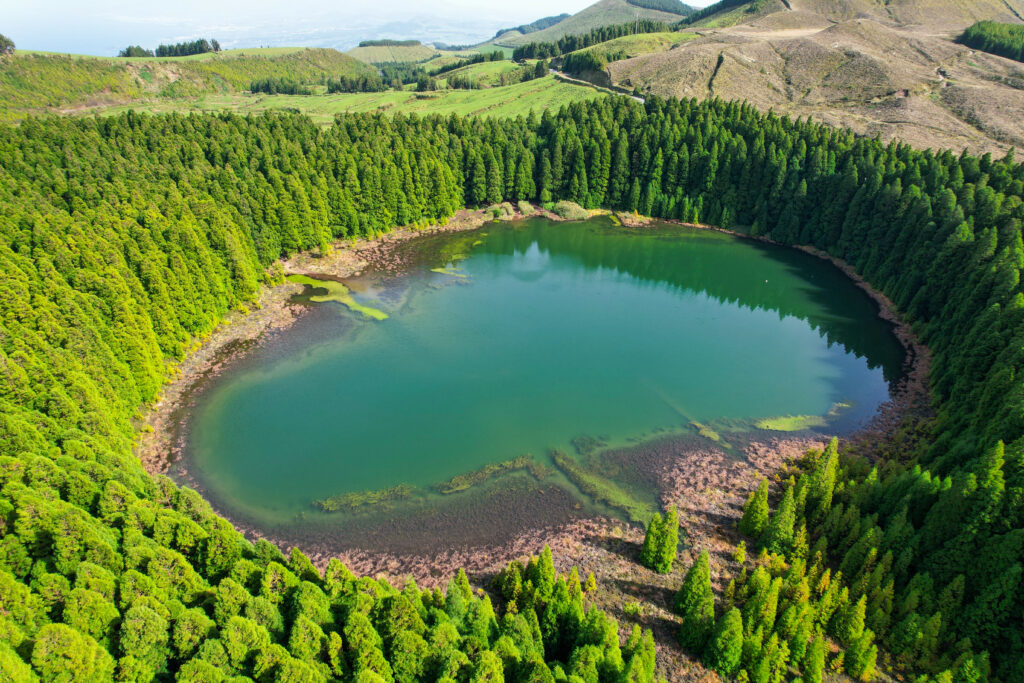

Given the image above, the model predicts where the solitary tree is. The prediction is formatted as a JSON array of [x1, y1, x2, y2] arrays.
[[658, 505, 679, 573], [0, 34, 14, 56]]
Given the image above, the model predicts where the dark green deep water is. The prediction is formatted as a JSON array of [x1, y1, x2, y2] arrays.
[[182, 218, 904, 543]]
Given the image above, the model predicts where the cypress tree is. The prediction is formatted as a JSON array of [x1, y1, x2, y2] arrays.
[[639, 513, 662, 571], [703, 607, 743, 677], [675, 551, 715, 653], [658, 505, 679, 574], [470, 152, 487, 206], [802, 634, 826, 683], [845, 629, 877, 681], [485, 148, 503, 205], [808, 438, 839, 524], [760, 484, 796, 555], [739, 480, 770, 538]]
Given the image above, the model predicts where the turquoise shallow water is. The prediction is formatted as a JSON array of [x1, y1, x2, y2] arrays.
[[184, 217, 904, 530]]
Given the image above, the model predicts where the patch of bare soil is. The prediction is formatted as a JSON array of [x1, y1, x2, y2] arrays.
[[610, 6, 1024, 154]]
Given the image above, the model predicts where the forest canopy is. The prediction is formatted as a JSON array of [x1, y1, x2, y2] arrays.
[[0, 91, 1023, 681], [959, 21, 1024, 63], [625, 0, 693, 16], [512, 20, 671, 60]]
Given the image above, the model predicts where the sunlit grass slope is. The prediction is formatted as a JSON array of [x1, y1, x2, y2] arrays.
[[100, 75, 610, 122], [0, 47, 373, 122]]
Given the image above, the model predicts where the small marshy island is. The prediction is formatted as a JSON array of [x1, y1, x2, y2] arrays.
[[168, 215, 906, 559]]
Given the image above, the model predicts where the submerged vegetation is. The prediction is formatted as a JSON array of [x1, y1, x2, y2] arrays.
[[286, 274, 389, 320], [314, 484, 415, 512], [754, 414, 828, 432], [433, 455, 550, 495], [551, 450, 653, 523], [0, 78, 1022, 679]]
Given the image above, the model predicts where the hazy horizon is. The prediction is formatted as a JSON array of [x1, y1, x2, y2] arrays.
[[1, 0, 717, 56]]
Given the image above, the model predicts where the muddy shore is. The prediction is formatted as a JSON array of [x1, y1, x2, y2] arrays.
[[135, 206, 931, 681], [135, 207, 497, 473]]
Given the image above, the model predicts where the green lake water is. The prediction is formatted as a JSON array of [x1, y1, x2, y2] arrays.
[[182, 217, 904, 541]]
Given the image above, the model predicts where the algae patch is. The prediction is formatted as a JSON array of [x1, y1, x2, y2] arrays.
[[314, 484, 414, 512], [433, 455, 551, 495], [689, 421, 723, 443], [755, 414, 828, 431], [286, 274, 388, 320], [571, 434, 608, 457], [430, 266, 468, 278], [550, 449, 652, 524]]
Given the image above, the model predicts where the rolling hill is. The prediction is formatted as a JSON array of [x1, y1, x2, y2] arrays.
[[487, 0, 693, 47], [345, 42, 451, 64], [555, 0, 1024, 153], [0, 47, 374, 122]]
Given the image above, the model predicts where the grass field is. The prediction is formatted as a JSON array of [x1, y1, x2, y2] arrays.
[[688, 4, 758, 29], [99, 75, 610, 122], [0, 47, 373, 122], [346, 44, 464, 64], [436, 60, 525, 87], [571, 31, 698, 59]]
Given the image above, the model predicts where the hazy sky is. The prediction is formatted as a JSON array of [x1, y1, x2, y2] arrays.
[[2, 0, 715, 55]]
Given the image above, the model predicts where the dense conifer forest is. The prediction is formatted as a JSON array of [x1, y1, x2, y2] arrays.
[[959, 21, 1024, 63], [624, 0, 692, 16], [1, 93, 1024, 681], [512, 21, 671, 60]]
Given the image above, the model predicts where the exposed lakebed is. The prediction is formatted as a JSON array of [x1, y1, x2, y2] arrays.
[[175, 217, 905, 552]]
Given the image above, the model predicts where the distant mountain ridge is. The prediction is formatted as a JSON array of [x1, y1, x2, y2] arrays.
[[493, 14, 572, 40], [488, 0, 693, 46]]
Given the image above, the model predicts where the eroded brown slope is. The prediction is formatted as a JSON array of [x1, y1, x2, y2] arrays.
[[606, 0, 1024, 153]]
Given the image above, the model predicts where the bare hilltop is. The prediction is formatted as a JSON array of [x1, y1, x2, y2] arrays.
[[606, 0, 1024, 153]]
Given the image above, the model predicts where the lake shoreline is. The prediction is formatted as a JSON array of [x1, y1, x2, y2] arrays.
[[135, 206, 503, 475], [137, 204, 930, 586], [136, 201, 591, 476], [136, 206, 932, 681], [614, 211, 932, 451]]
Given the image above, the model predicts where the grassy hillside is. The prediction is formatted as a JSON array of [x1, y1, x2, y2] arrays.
[[0, 47, 374, 122], [492, 14, 572, 40], [489, 0, 688, 47], [98, 75, 610, 122], [345, 43, 455, 64], [568, 30, 698, 61], [565, 0, 1024, 153], [435, 59, 525, 87], [625, 0, 692, 14]]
